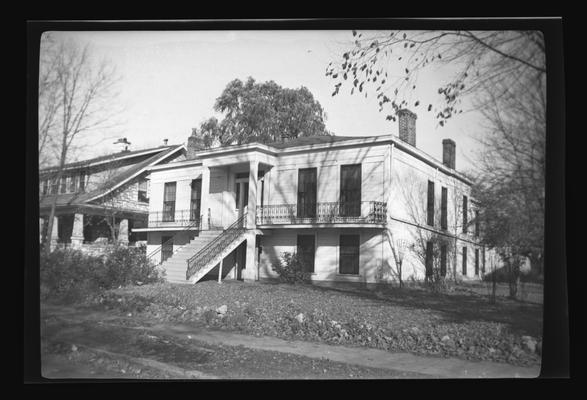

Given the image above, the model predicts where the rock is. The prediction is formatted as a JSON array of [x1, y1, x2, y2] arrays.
[[521, 335, 537, 353], [441, 335, 450, 342], [71, 344, 78, 352], [295, 313, 305, 323], [216, 305, 228, 315], [127, 313, 132, 317]]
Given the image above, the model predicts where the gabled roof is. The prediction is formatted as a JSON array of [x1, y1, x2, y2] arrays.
[[40, 145, 180, 174], [40, 145, 184, 209]]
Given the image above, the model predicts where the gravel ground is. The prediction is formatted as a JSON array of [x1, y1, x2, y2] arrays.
[[86, 280, 543, 367]]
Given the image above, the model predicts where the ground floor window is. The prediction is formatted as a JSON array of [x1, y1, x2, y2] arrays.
[[161, 236, 173, 264], [462, 247, 468, 275], [440, 243, 447, 277], [339, 234, 360, 275], [297, 235, 315, 273], [425, 241, 434, 278], [475, 248, 480, 276]]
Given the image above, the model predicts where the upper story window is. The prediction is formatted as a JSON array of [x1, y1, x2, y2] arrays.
[[297, 168, 317, 218], [441, 186, 448, 230], [340, 164, 361, 217], [69, 175, 78, 193], [162, 182, 176, 222], [79, 171, 86, 192], [41, 179, 49, 195], [190, 179, 202, 221], [138, 179, 149, 203], [474, 210, 480, 237], [60, 176, 67, 194], [427, 180, 435, 227], [462, 195, 468, 233]]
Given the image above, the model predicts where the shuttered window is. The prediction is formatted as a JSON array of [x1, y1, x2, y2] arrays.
[[427, 181, 435, 226], [440, 243, 447, 277], [163, 182, 176, 222], [462, 195, 468, 233], [297, 235, 315, 273], [340, 164, 361, 217], [425, 241, 434, 277], [441, 187, 448, 230], [297, 168, 317, 218], [190, 179, 202, 221], [339, 234, 360, 275]]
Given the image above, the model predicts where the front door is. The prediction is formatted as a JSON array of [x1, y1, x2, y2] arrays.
[[161, 235, 173, 264], [235, 178, 249, 224]]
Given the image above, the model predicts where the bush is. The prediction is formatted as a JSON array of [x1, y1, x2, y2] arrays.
[[271, 252, 311, 284], [99, 245, 164, 289], [40, 245, 164, 304]]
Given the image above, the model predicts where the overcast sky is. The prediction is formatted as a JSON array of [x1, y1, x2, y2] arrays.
[[42, 30, 484, 172]]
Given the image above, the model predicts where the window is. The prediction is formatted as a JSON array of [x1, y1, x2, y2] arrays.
[[42, 179, 48, 195], [482, 247, 486, 274], [60, 176, 67, 194], [441, 187, 448, 230], [50, 177, 58, 194], [69, 175, 78, 193], [427, 181, 435, 226], [462, 195, 468, 233], [440, 243, 447, 277], [297, 168, 317, 218], [475, 248, 480, 276], [474, 210, 480, 237], [297, 235, 315, 273], [79, 171, 86, 192], [425, 241, 434, 278], [138, 179, 149, 203], [339, 234, 360, 275], [161, 236, 173, 263], [235, 181, 249, 209], [340, 164, 361, 217], [163, 182, 177, 222], [462, 247, 467, 275], [190, 179, 202, 221]]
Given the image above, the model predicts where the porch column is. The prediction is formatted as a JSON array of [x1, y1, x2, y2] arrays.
[[70, 213, 85, 248], [50, 216, 59, 250], [200, 166, 211, 230], [243, 232, 258, 281], [39, 217, 44, 244], [247, 159, 258, 229], [118, 219, 129, 245]]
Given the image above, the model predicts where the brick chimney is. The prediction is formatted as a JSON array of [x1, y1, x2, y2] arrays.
[[442, 139, 456, 169], [397, 109, 417, 147], [187, 130, 207, 159]]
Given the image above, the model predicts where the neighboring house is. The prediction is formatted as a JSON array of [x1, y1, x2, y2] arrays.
[[135, 109, 486, 285], [39, 144, 186, 251]]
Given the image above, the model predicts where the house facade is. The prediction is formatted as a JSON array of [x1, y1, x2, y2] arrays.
[[136, 110, 486, 285], [39, 144, 186, 251]]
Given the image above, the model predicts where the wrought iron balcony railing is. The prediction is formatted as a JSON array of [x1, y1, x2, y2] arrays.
[[148, 209, 201, 228], [256, 201, 387, 225]]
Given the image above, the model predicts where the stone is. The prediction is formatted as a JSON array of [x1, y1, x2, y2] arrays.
[[216, 305, 228, 315], [295, 313, 305, 324], [521, 335, 538, 353], [441, 335, 450, 342], [71, 344, 78, 352]]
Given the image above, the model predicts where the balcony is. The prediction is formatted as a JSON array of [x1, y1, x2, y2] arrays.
[[256, 201, 387, 226], [148, 209, 201, 229]]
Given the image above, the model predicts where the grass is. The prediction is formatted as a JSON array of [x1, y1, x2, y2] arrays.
[[85, 279, 543, 367]]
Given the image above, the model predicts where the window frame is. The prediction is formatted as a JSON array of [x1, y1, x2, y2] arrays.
[[462, 246, 468, 275], [339, 164, 362, 217], [462, 195, 468, 233], [297, 168, 317, 218], [162, 182, 177, 222], [339, 234, 360, 275], [138, 178, 149, 203], [441, 186, 448, 230], [427, 180, 435, 227]]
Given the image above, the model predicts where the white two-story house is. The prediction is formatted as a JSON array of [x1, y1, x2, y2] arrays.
[[134, 109, 486, 285]]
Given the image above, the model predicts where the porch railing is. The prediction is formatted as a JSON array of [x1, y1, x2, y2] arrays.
[[148, 209, 200, 228], [256, 201, 387, 225], [186, 213, 247, 281]]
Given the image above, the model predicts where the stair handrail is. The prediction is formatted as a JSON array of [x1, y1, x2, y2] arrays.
[[146, 215, 203, 265], [186, 213, 247, 281]]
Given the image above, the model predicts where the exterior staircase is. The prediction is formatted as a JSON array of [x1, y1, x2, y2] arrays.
[[160, 230, 223, 284]]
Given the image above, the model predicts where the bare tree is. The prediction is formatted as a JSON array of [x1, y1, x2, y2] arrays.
[[40, 34, 121, 253]]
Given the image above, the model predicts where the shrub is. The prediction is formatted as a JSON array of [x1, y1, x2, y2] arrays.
[[271, 252, 311, 284], [40, 245, 164, 304], [40, 248, 104, 303], [99, 245, 164, 289]]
